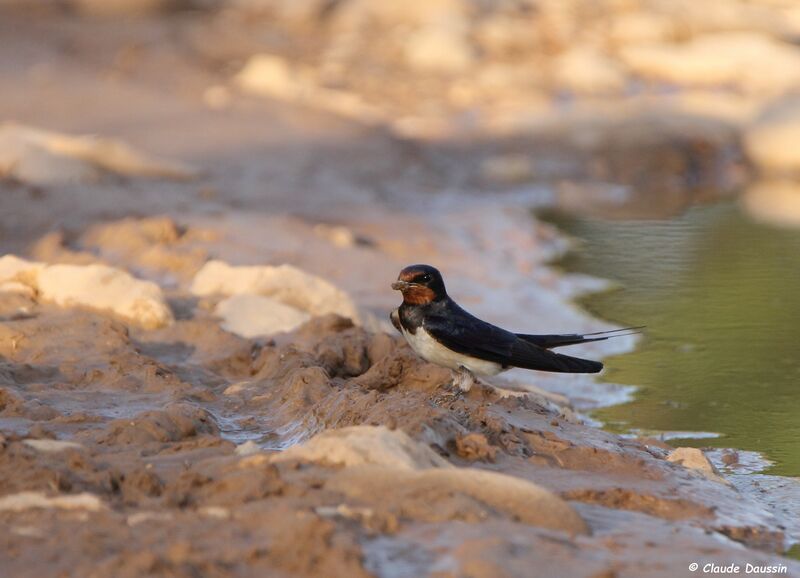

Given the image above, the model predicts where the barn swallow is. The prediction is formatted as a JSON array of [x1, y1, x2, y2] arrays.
[[391, 264, 641, 390]]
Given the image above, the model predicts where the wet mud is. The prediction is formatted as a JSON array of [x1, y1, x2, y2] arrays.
[[1, 287, 796, 576]]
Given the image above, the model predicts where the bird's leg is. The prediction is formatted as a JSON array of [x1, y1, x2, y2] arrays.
[[452, 366, 477, 392]]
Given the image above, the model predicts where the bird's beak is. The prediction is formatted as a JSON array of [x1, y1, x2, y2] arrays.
[[391, 280, 411, 291]]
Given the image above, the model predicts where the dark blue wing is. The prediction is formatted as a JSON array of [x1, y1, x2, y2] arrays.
[[423, 306, 603, 374]]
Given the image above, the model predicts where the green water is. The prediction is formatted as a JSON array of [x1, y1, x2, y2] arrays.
[[545, 202, 800, 477]]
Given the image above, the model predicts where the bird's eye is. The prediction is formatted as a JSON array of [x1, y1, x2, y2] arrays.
[[420, 274, 432, 283]]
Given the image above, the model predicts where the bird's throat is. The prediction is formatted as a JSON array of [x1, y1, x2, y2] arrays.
[[401, 286, 436, 305]]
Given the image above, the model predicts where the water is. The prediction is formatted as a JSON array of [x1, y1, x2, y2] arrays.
[[543, 201, 800, 477]]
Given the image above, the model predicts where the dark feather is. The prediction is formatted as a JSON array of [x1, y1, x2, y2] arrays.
[[516, 326, 644, 349], [422, 301, 603, 374]]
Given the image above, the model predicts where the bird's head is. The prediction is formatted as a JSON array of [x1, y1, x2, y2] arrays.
[[391, 264, 447, 305]]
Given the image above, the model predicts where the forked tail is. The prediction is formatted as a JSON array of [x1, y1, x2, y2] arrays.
[[516, 326, 645, 350]]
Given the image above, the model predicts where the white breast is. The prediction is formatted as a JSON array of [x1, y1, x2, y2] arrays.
[[400, 325, 505, 377]]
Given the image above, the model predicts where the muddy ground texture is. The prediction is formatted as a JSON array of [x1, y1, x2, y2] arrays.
[[0, 295, 797, 578], [2, 2, 800, 577], [0, 214, 796, 578]]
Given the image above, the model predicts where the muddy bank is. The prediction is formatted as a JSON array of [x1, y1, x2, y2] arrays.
[[0, 210, 798, 577], [1, 307, 797, 577]]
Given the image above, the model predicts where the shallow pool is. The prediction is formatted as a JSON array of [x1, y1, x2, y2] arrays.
[[544, 201, 800, 477]]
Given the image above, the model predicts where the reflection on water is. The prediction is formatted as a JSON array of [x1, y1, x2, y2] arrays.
[[544, 201, 800, 477]]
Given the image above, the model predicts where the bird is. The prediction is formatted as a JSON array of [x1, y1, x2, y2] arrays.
[[390, 264, 641, 391]]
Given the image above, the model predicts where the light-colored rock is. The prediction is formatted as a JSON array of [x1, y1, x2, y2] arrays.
[[621, 33, 800, 95], [234, 440, 262, 457], [313, 224, 359, 248], [327, 0, 473, 74], [404, 25, 473, 74], [491, 384, 570, 410], [191, 260, 361, 324], [315, 504, 375, 521], [223, 381, 255, 396], [554, 47, 627, 94], [744, 98, 800, 173], [0, 255, 44, 286], [198, 506, 230, 519], [0, 281, 35, 297], [0, 122, 195, 186], [328, 465, 588, 535], [37, 264, 173, 329], [609, 12, 674, 45], [0, 255, 173, 328], [215, 294, 311, 338], [271, 425, 452, 471], [672, 91, 761, 124], [23, 439, 84, 453], [235, 54, 305, 101], [390, 115, 460, 141], [74, 216, 211, 281], [783, 5, 800, 37], [741, 180, 800, 228], [475, 14, 539, 57], [667, 447, 714, 471], [0, 491, 105, 512], [669, 1, 784, 38], [235, 54, 384, 125], [127, 511, 174, 526], [667, 447, 729, 484]]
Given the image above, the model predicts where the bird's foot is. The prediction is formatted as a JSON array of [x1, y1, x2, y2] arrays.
[[452, 367, 477, 392]]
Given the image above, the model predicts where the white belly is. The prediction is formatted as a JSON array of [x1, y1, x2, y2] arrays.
[[401, 325, 504, 376]]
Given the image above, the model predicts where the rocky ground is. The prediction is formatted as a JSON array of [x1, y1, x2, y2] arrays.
[[1, 1, 799, 577]]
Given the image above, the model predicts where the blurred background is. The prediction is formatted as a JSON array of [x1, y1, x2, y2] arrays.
[[3, 0, 800, 479]]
